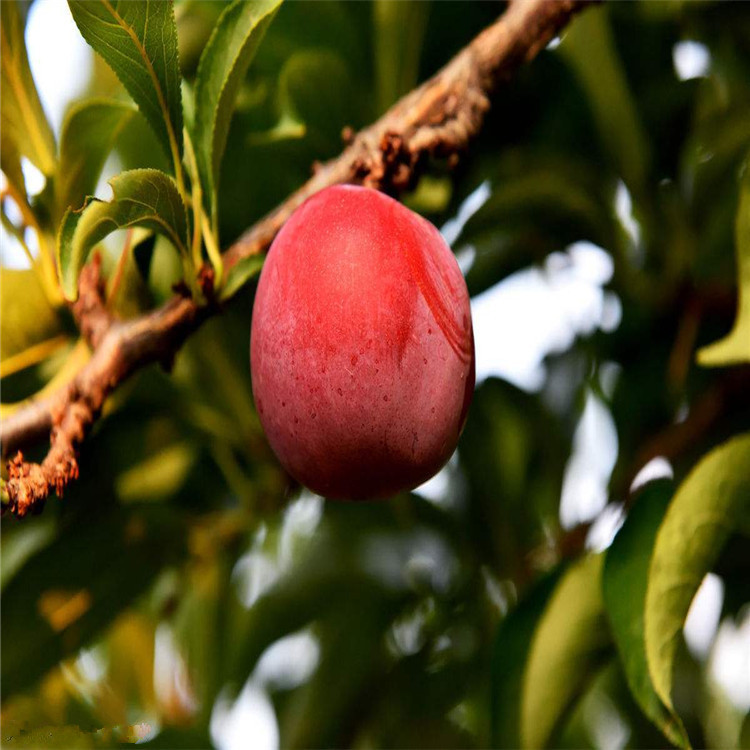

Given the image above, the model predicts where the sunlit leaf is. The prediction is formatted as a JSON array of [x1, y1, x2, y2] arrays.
[[56, 169, 189, 301], [697, 169, 750, 366], [645, 433, 750, 714], [68, 0, 184, 174], [1, 131, 26, 201], [521, 554, 612, 749], [115, 441, 196, 503], [491, 569, 563, 748], [0, 268, 61, 362], [602, 480, 691, 748], [0, 0, 56, 179], [55, 99, 137, 221], [0, 335, 70, 380], [192, 0, 283, 220]]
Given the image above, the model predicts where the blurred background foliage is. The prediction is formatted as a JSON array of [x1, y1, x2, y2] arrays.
[[1, 1, 750, 748]]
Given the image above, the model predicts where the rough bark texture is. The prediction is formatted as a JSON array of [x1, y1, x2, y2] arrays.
[[1, 0, 592, 517]]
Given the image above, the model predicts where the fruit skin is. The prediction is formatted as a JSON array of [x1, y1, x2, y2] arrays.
[[250, 184, 475, 499]]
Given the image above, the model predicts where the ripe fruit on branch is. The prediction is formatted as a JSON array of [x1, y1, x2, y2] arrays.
[[250, 185, 475, 499]]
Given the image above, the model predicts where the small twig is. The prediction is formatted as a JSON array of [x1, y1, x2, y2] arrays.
[[1, 0, 592, 516], [3, 258, 206, 516]]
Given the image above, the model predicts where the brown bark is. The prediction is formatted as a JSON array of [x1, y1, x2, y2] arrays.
[[1, 0, 593, 517]]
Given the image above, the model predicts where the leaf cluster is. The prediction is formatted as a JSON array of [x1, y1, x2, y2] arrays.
[[2, 2, 750, 749]]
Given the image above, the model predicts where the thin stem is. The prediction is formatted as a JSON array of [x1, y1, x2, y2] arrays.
[[201, 212, 223, 287], [1, 201, 36, 268], [183, 128, 205, 271], [106, 228, 134, 307], [2, 185, 62, 305]]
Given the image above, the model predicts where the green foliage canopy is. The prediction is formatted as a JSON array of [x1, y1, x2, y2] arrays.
[[1, 1, 749, 748]]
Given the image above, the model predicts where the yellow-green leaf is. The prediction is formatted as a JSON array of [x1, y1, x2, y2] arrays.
[[603, 481, 691, 748], [0, 1, 56, 179], [55, 99, 137, 222], [56, 169, 189, 301], [521, 554, 612, 749], [192, 0, 283, 220], [0, 268, 61, 363], [697, 169, 750, 366], [645, 434, 750, 713], [219, 255, 264, 302], [491, 569, 563, 748]]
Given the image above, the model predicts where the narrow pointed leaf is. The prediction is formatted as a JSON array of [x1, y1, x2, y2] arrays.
[[57, 169, 189, 301], [491, 569, 563, 748], [193, 0, 283, 215], [603, 481, 691, 748], [67, 0, 183, 170], [0, 0, 56, 178], [219, 255, 264, 302], [697, 171, 750, 366], [559, 5, 650, 199], [0, 268, 61, 361], [645, 434, 750, 713], [56, 99, 137, 221], [373, 0, 429, 113], [521, 554, 612, 749], [0, 131, 26, 200]]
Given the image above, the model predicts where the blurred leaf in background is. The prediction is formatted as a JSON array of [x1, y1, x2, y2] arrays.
[[2, 1, 750, 749]]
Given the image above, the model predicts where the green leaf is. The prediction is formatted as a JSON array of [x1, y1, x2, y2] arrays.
[[67, 0, 184, 175], [603, 481, 691, 748], [245, 49, 359, 151], [1, 129, 26, 200], [0, 269, 61, 362], [0, 0, 56, 178], [1, 722, 98, 748], [55, 99, 137, 221], [0, 506, 186, 699], [0, 517, 56, 592], [219, 255, 264, 302], [57, 169, 189, 301], [275, 49, 356, 150], [521, 554, 612, 749], [491, 569, 563, 748], [645, 433, 750, 714], [192, 0, 283, 219], [115, 441, 196, 503], [697, 169, 750, 366], [559, 5, 650, 199], [373, 0, 429, 113]]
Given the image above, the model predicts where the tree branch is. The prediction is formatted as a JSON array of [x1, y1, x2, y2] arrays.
[[1, 0, 592, 517]]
